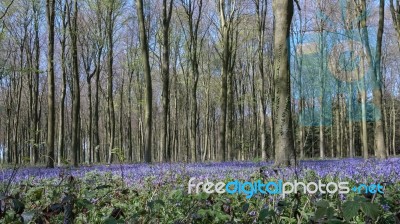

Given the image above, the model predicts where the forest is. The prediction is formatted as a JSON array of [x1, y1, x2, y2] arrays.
[[1, 0, 400, 223], [0, 0, 399, 167]]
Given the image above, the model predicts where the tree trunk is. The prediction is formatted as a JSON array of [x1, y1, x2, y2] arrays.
[[58, 2, 67, 166], [372, 0, 387, 159], [106, 1, 115, 164], [136, 0, 153, 163], [392, 99, 396, 156], [31, 2, 40, 165], [360, 89, 368, 159], [161, 0, 173, 162], [255, 0, 268, 161], [69, 0, 80, 167], [46, 0, 56, 168], [272, 0, 295, 166]]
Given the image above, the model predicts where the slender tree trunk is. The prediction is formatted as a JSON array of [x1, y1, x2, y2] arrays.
[[161, 0, 173, 162], [46, 0, 56, 168], [393, 99, 396, 156], [318, 27, 325, 159], [31, 3, 40, 165], [13, 62, 23, 164], [88, 79, 93, 164], [128, 74, 133, 161], [106, 1, 115, 164], [136, 0, 153, 163], [299, 99, 305, 159], [119, 77, 124, 161], [69, 0, 80, 167], [58, 3, 67, 166], [93, 62, 101, 163], [219, 29, 228, 161], [360, 89, 368, 158], [255, 0, 268, 160]]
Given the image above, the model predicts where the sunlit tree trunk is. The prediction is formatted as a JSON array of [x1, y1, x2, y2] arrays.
[[106, 1, 116, 164], [372, 0, 387, 159], [272, 0, 295, 166], [255, 0, 268, 160]]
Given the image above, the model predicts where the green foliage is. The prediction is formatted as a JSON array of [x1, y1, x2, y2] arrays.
[[1, 169, 399, 224]]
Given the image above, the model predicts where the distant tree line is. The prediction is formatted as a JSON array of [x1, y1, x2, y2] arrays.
[[0, 0, 399, 167]]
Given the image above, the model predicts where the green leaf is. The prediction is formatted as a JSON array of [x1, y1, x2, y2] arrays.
[[342, 201, 359, 221], [28, 187, 44, 201], [242, 203, 249, 213], [147, 199, 165, 209], [326, 207, 335, 220], [76, 198, 93, 210], [12, 199, 25, 215], [215, 211, 230, 222], [316, 200, 330, 208], [103, 217, 118, 224], [195, 192, 209, 200], [95, 185, 112, 190], [197, 209, 208, 216], [259, 209, 270, 221], [354, 196, 367, 202], [169, 189, 183, 199], [327, 218, 345, 224], [315, 206, 327, 220], [277, 200, 289, 207], [360, 202, 381, 219]]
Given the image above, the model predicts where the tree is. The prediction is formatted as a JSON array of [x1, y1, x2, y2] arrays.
[[373, 0, 387, 159], [136, 0, 153, 163], [217, 0, 238, 161], [254, 0, 269, 160], [161, 0, 173, 162], [57, 0, 68, 166], [179, 0, 204, 162], [46, 0, 56, 168], [30, 0, 40, 165], [68, 0, 80, 167], [106, 0, 116, 164], [272, 0, 295, 166], [357, 0, 387, 159]]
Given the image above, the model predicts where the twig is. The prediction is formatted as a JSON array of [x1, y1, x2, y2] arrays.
[[0, 0, 16, 20]]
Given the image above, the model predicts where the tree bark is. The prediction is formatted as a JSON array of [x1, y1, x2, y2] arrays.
[[58, 2, 67, 166], [272, 0, 295, 166], [372, 0, 387, 159], [136, 0, 153, 163], [31, 1, 40, 165], [46, 0, 56, 168], [69, 0, 80, 167], [106, 1, 116, 164], [161, 0, 173, 162]]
